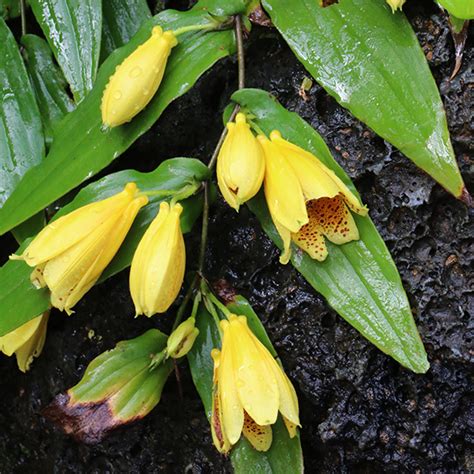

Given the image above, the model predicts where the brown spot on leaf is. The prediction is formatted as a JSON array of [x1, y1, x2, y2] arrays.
[[42, 392, 142, 444], [320, 0, 339, 6]]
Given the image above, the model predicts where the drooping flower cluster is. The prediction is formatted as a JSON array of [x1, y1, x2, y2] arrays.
[[12, 184, 187, 318], [217, 113, 368, 263], [211, 314, 299, 453]]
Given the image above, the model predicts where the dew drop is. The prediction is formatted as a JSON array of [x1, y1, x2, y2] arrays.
[[130, 66, 143, 78], [113, 90, 122, 100]]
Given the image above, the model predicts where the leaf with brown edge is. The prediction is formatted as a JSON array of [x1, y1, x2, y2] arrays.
[[43, 329, 172, 444]]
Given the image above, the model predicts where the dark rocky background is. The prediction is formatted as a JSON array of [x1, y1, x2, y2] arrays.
[[0, 0, 472, 472]]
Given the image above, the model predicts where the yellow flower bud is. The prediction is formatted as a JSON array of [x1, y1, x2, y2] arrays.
[[11, 183, 148, 314], [166, 317, 199, 359], [129, 201, 186, 317], [101, 26, 178, 128], [386, 0, 405, 12], [217, 113, 265, 211], [0, 312, 49, 372]]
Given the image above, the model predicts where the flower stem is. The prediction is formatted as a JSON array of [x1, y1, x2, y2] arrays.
[[20, 0, 27, 37], [248, 119, 266, 137], [172, 15, 246, 333], [172, 22, 217, 37]]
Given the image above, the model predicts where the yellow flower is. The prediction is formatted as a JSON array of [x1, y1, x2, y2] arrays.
[[259, 131, 368, 264], [129, 201, 185, 317], [101, 26, 178, 128], [11, 183, 148, 314], [210, 315, 299, 454], [386, 0, 406, 12], [0, 312, 49, 372], [166, 317, 199, 358], [217, 112, 265, 211]]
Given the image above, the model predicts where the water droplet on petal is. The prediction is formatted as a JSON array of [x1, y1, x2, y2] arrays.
[[130, 66, 142, 78], [113, 90, 122, 100]]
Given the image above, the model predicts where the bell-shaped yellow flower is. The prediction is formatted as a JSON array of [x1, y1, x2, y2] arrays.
[[210, 315, 300, 454], [11, 183, 148, 314], [129, 201, 185, 317], [386, 0, 406, 12], [260, 131, 368, 264], [217, 113, 265, 211], [101, 26, 178, 128], [0, 312, 49, 372]]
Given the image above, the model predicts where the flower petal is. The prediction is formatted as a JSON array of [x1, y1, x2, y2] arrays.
[[46, 194, 147, 314], [19, 183, 139, 266], [242, 411, 273, 452], [282, 416, 298, 439], [219, 320, 245, 445], [0, 313, 45, 356], [229, 316, 279, 427], [292, 215, 328, 262], [14, 313, 49, 372], [271, 131, 340, 201], [260, 135, 308, 234], [311, 196, 359, 245]]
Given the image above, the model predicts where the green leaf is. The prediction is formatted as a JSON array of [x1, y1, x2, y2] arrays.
[[0, 18, 44, 207], [233, 88, 429, 373], [188, 296, 303, 473], [29, 0, 103, 102], [195, 0, 249, 16], [0, 157, 208, 336], [43, 329, 173, 443], [0, 240, 50, 338], [1, 0, 20, 19], [262, 0, 465, 199], [438, 0, 474, 19], [21, 34, 76, 148], [101, 0, 151, 61], [0, 7, 235, 237]]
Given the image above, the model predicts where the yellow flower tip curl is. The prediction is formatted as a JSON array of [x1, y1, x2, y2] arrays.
[[217, 112, 265, 211], [101, 26, 178, 128], [261, 130, 368, 264], [11, 183, 148, 315], [129, 201, 186, 317], [386, 0, 406, 13], [0, 312, 49, 372], [210, 315, 300, 454]]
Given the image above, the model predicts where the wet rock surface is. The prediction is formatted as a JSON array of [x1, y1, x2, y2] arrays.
[[0, 0, 472, 472]]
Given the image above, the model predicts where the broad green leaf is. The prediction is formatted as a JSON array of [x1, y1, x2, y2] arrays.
[[29, 0, 103, 102], [21, 34, 75, 148], [188, 296, 303, 473], [438, 0, 474, 19], [44, 329, 173, 443], [0, 158, 208, 336], [0, 18, 44, 207], [262, 0, 466, 199], [101, 0, 151, 61], [0, 241, 50, 338], [233, 88, 429, 373], [0, 7, 235, 236]]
